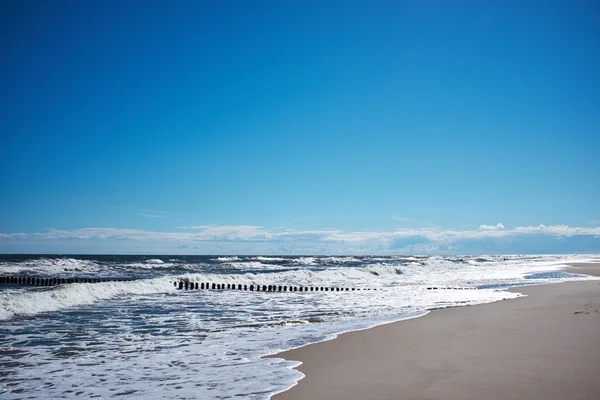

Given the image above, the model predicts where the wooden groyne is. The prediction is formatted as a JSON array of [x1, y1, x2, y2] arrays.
[[173, 282, 477, 291], [174, 281, 369, 291], [0, 276, 477, 292], [0, 276, 135, 286]]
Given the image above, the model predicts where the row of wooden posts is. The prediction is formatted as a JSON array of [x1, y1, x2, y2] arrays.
[[0, 276, 133, 286], [175, 281, 374, 292], [0, 276, 478, 292], [175, 282, 476, 291]]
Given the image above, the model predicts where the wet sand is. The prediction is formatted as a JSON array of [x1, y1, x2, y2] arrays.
[[271, 264, 600, 400], [565, 262, 600, 277]]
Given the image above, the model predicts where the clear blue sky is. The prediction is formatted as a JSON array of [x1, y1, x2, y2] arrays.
[[1, 0, 599, 254]]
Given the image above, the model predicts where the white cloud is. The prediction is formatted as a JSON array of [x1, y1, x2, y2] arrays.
[[511, 224, 600, 237], [2, 224, 600, 254], [479, 223, 505, 230], [0, 232, 27, 239], [20, 226, 341, 243]]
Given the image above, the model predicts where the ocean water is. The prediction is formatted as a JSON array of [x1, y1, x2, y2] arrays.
[[0, 254, 597, 399]]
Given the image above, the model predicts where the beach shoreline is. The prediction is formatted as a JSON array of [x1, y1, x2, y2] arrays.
[[269, 263, 600, 400]]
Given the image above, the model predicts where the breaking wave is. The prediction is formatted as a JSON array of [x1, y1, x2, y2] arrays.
[[0, 277, 177, 321], [0, 258, 102, 275]]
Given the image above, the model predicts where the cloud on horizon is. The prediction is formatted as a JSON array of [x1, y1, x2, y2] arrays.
[[1, 224, 599, 255], [479, 223, 505, 230]]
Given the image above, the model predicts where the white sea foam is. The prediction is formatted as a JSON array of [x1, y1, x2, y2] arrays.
[[322, 256, 362, 263], [220, 261, 287, 271], [296, 257, 317, 265], [122, 261, 175, 269], [0, 277, 177, 321], [0, 258, 101, 275], [1, 255, 596, 323], [251, 256, 287, 262]]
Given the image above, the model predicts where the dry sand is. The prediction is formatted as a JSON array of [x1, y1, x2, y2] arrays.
[[271, 263, 600, 400]]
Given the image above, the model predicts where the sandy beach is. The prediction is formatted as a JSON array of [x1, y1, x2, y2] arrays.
[[271, 263, 600, 400], [565, 263, 600, 277]]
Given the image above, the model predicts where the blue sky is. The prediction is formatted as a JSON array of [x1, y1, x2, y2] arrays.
[[1, 0, 599, 254]]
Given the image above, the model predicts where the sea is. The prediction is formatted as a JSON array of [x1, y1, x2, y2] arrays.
[[1, 254, 598, 399]]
